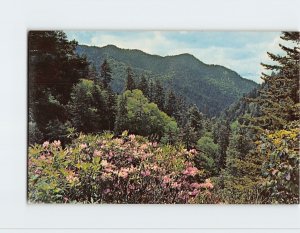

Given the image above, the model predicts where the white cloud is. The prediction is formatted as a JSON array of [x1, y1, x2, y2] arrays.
[[70, 31, 284, 83]]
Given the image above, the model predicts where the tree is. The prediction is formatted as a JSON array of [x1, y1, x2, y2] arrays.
[[196, 132, 220, 177], [114, 95, 128, 134], [165, 89, 177, 117], [68, 79, 109, 133], [179, 122, 198, 150], [125, 67, 136, 91], [187, 105, 204, 138], [100, 59, 112, 89], [213, 120, 230, 170], [138, 75, 149, 97], [115, 90, 178, 139], [250, 31, 300, 203], [153, 80, 165, 111], [252, 31, 300, 130], [28, 31, 89, 141]]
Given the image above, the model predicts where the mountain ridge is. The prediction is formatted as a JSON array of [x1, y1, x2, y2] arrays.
[[76, 44, 258, 116]]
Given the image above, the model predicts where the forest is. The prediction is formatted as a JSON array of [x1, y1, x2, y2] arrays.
[[28, 31, 299, 204]]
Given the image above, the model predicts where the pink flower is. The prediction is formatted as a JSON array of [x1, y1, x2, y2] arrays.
[[52, 140, 61, 147], [118, 168, 129, 178], [129, 134, 136, 141], [163, 175, 171, 184], [152, 142, 158, 147], [141, 170, 151, 177], [188, 190, 200, 196], [171, 182, 181, 188], [39, 155, 46, 160], [34, 169, 42, 175], [182, 166, 198, 176], [189, 149, 197, 154], [140, 143, 148, 150], [101, 160, 108, 167], [42, 141, 49, 148], [103, 188, 111, 194], [199, 179, 214, 189], [190, 182, 201, 189], [93, 150, 102, 157], [80, 143, 87, 149]]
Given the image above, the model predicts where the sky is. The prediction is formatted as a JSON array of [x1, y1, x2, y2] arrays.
[[65, 31, 283, 83]]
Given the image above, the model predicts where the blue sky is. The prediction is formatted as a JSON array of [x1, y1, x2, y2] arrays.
[[65, 31, 283, 83]]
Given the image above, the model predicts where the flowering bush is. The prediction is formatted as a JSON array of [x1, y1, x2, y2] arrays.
[[258, 127, 299, 204], [28, 131, 213, 203]]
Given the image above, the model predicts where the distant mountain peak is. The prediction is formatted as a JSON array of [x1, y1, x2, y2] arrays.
[[76, 44, 258, 116]]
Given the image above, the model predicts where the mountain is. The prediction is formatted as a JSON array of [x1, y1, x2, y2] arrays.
[[76, 44, 258, 116]]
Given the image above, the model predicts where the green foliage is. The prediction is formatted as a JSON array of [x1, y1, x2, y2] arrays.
[[28, 31, 89, 141], [100, 59, 112, 89], [76, 44, 257, 116], [125, 67, 136, 91], [114, 89, 179, 141], [68, 79, 112, 133], [196, 132, 219, 176], [258, 127, 299, 204], [28, 121, 43, 145], [28, 133, 214, 203]]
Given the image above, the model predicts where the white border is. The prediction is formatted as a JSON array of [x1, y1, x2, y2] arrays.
[[0, 0, 299, 230]]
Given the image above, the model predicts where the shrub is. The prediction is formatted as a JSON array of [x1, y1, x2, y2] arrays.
[[257, 127, 299, 204], [28, 131, 214, 204]]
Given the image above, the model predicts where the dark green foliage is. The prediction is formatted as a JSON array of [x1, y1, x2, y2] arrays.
[[213, 120, 230, 170], [137, 75, 149, 97], [76, 44, 257, 116], [251, 31, 300, 130], [68, 79, 111, 133], [165, 89, 177, 117], [100, 59, 112, 89], [114, 95, 128, 134], [125, 67, 136, 91], [28, 31, 89, 141], [153, 80, 165, 111], [196, 132, 220, 177]]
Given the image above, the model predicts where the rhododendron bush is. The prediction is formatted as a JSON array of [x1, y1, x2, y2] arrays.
[[28, 131, 213, 203]]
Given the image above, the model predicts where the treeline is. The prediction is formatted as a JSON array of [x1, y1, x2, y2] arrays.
[[28, 31, 299, 204], [29, 31, 205, 148]]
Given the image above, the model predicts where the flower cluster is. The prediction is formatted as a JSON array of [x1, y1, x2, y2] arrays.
[[28, 132, 213, 204]]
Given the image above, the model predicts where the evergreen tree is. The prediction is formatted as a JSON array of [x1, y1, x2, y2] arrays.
[[105, 87, 117, 131], [114, 95, 128, 134], [252, 31, 299, 130], [125, 67, 136, 91], [187, 105, 204, 138], [165, 89, 177, 117], [28, 30, 89, 141], [100, 59, 112, 89], [148, 79, 155, 102], [154, 80, 165, 110], [138, 75, 149, 97], [213, 120, 230, 170], [180, 121, 197, 150]]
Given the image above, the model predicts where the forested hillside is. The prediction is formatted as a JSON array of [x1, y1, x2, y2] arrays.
[[28, 31, 299, 204], [76, 44, 257, 116]]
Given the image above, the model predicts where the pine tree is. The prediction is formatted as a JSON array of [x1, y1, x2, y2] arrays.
[[154, 80, 165, 110], [250, 31, 300, 203], [100, 59, 112, 89], [125, 67, 136, 91], [138, 75, 149, 97], [148, 79, 155, 102], [114, 95, 128, 134], [187, 105, 204, 138], [252, 31, 299, 130], [165, 89, 177, 117]]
